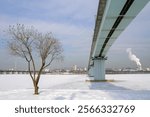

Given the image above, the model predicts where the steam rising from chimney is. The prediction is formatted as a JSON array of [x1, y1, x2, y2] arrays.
[[126, 48, 142, 70]]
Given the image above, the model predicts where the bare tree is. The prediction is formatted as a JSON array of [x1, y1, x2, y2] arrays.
[[7, 24, 63, 95]]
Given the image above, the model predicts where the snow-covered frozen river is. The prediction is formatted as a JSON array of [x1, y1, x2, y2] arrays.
[[0, 74, 150, 100]]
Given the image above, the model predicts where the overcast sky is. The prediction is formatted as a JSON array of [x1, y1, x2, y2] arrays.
[[0, 0, 150, 70]]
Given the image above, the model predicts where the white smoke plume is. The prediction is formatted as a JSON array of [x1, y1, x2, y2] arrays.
[[126, 48, 142, 70]]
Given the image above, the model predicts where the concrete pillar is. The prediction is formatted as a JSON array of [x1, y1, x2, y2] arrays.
[[93, 57, 106, 80], [88, 66, 94, 77]]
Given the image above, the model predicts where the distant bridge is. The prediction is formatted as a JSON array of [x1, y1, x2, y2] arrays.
[[0, 70, 29, 74], [0, 70, 48, 74], [88, 0, 149, 80]]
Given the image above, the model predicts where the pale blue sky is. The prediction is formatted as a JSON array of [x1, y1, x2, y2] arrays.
[[0, 0, 150, 70]]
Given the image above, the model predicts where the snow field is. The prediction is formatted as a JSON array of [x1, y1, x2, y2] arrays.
[[0, 74, 150, 100]]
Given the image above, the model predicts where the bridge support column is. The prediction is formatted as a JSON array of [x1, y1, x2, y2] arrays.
[[88, 66, 94, 77], [93, 57, 107, 80]]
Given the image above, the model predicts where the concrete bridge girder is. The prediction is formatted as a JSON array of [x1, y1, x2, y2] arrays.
[[88, 0, 149, 80]]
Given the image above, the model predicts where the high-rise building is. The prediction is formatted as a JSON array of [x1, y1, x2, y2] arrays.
[[73, 65, 77, 71]]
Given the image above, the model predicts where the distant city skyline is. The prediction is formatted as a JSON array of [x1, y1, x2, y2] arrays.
[[0, 0, 150, 70]]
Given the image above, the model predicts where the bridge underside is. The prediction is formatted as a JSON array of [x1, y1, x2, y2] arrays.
[[88, 0, 149, 80]]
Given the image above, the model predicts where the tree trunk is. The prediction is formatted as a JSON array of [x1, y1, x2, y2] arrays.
[[34, 85, 39, 95], [33, 81, 39, 95], [33, 65, 43, 95]]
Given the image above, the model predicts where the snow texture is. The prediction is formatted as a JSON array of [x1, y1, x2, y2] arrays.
[[0, 74, 150, 100]]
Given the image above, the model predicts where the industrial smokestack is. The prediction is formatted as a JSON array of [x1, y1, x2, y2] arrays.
[[126, 48, 142, 70]]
